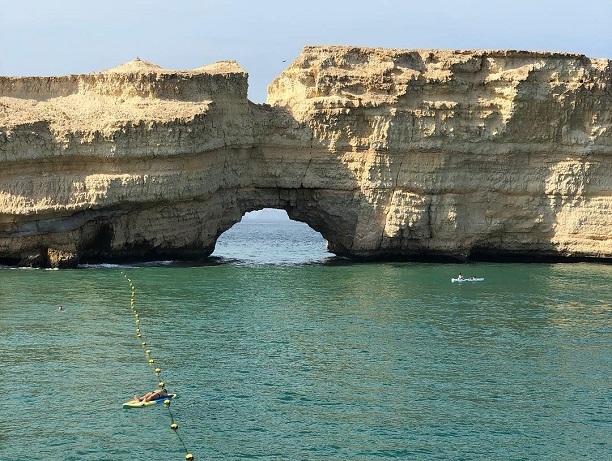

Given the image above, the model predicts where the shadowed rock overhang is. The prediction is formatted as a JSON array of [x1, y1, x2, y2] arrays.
[[0, 47, 611, 268]]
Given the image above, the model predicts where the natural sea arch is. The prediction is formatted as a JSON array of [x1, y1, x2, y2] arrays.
[[212, 209, 331, 264], [204, 185, 364, 261]]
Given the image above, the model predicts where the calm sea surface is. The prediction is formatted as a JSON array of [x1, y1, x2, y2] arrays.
[[2, 214, 612, 460]]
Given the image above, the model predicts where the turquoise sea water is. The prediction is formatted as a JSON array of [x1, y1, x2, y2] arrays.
[[2, 215, 612, 460]]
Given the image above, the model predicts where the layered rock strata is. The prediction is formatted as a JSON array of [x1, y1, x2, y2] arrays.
[[0, 48, 610, 267]]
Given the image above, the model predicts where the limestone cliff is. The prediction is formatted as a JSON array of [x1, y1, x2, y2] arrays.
[[0, 47, 610, 267], [268, 46, 612, 260]]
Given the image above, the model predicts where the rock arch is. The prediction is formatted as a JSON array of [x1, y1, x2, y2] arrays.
[[1, 47, 611, 267]]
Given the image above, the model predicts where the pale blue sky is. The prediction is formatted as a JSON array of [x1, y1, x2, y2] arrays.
[[1, 0, 610, 103]]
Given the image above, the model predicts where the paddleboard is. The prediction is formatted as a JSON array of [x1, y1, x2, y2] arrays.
[[451, 278, 484, 283], [122, 393, 177, 408]]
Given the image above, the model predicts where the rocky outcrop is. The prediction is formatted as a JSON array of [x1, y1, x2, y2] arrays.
[[0, 47, 611, 267]]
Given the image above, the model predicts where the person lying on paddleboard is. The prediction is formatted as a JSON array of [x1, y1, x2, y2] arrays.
[[133, 388, 170, 402]]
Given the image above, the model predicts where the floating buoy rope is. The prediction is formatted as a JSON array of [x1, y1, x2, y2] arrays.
[[121, 272, 195, 461]]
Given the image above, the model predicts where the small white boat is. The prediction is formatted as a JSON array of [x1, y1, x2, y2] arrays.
[[451, 277, 484, 283]]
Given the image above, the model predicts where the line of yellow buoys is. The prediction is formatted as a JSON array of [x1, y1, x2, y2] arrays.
[[122, 272, 194, 461]]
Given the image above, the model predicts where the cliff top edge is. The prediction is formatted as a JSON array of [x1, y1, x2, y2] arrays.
[[2, 46, 609, 79], [1, 58, 248, 79], [300, 45, 609, 60]]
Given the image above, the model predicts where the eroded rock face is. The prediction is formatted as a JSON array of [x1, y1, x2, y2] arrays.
[[0, 48, 610, 267]]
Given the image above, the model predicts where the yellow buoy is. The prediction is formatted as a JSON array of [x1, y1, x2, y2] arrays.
[[186, 453, 194, 460], [149, 359, 154, 364], [155, 367, 161, 374], [141, 342, 147, 346], [171, 422, 178, 430], [164, 399, 171, 405], [158, 381, 164, 388], [146, 349, 151, 355]]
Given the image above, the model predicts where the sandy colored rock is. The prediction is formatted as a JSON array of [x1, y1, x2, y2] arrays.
[[0, 47, 610, 267]]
